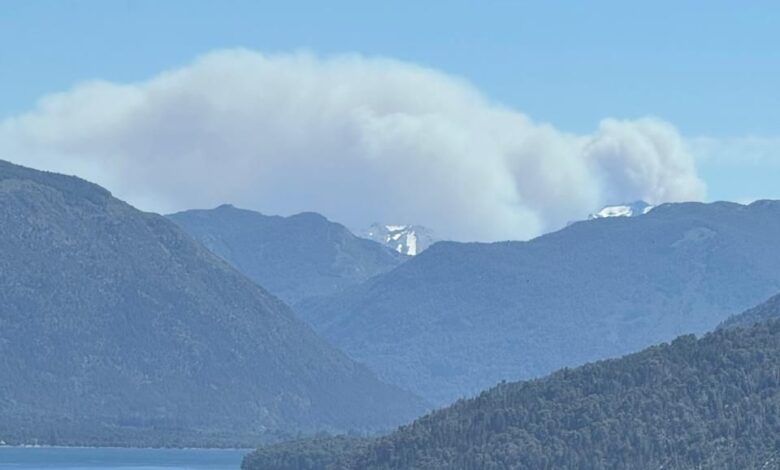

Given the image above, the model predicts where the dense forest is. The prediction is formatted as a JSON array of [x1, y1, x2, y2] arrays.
[[0, 160, 425, 446], [244, 320, 780, 469]]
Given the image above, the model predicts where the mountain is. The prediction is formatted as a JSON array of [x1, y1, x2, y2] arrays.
[[243, 320, 780, 469], [720, 292, 780, 330], [297, 201, 780, 405], [168, 206, 406, 305], [0, 160, 425, 446], [588, 200, 654, 219], [358, 223, 437, 256]]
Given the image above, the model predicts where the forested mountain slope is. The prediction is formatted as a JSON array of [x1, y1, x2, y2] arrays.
[[244, 320, 780, 469], [0, 160, 425, 446], [298, 200, 780, 404], [168, 205, 406, 305]]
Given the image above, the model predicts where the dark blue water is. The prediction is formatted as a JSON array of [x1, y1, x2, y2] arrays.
[[0, 447, 246, 469]]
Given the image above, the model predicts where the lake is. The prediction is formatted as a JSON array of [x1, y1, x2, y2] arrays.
[[0, 447, 247, 469]]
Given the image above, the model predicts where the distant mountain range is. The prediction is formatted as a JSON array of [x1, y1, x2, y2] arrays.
[[168, 205, 406, 305], [244, 317, 780, 469], [0, 160, 425, 446], [358, 223, 437, 256], [297, 200, 780, 405]]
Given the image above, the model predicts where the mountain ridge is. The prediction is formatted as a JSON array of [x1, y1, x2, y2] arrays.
[[298, 199, 780, 404], [168, 205, 407, 305], [719, 291, 780, 330]]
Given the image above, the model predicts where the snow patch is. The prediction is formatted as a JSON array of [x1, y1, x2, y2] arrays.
[[588, 201, 654, 220], [359, 223, 437, 256]]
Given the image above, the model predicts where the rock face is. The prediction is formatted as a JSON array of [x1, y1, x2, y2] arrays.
[[299, 201, 780, 405], [0, 160, 426, 445], [168, 206, 407, 305]]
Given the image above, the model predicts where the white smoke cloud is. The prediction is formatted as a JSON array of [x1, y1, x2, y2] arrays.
[[0, 49, 706, 241]]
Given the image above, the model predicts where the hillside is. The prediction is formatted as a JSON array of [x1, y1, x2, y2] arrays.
[[720, 292, 780, 330], [298, 201, 780, 404], [244, 320, 780, 469], [0, 160, 425, 446], [168, 206, 406, 305]]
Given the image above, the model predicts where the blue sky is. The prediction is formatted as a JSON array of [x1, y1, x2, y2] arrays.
[[2, 1, 779, 134], [1, 1, 779, 237]]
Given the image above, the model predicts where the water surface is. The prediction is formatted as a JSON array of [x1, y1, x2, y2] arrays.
[[0, 447, 246, 469]]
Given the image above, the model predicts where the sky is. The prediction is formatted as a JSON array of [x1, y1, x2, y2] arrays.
[[1, 1, 778, 240]]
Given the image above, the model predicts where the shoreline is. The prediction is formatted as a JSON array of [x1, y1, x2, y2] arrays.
[[0, 444, 252, 451]]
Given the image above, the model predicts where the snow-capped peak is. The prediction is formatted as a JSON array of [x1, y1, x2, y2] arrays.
[[589, 201, 654, 220], [359, 223, 437, 256]]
